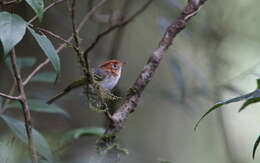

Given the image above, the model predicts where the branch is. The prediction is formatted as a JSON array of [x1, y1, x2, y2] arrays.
[[10, 49, 38, 163], [1, 82, 16, 114], [34, 27, 75, 48], [76, 0, 108, 34], [83, 0, 154, 57], [0, 92, 19, 101], [68, 0, 79, 47], [106, 0, 208, 134], [23, 0, 108, 86], [28, 0, 66, 24], [2, 0, 18, 6]]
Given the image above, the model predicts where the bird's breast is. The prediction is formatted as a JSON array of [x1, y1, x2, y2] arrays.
[[99, 74, 120, 90]]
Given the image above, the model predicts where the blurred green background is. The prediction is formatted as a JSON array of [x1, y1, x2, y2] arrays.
[[1, 0, 260, 162]]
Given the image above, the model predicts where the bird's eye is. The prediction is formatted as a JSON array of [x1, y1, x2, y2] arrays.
[[112, 64, 119, 70]]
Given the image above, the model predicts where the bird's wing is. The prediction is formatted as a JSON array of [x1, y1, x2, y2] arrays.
[[92, 68, 106, 82]]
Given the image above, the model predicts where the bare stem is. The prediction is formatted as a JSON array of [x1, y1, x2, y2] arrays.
[[10, 49, 38, 163], [37, 27, 75, 47], [0, 92, 19, 101]]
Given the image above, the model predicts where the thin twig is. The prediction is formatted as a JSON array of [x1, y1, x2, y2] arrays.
[[2, 0, 17, 5], [1, 83, 16, 114], [69, 0, 80, 47], [68, 0, 93, 84], [37, 27, 75, 47], [76, 0, 108, 34], [10, 49, 38, 163], [28, 0, 66, 24], [0, 92, 19, 100], [83, 0, 154, 58], [23, 0, 108, 86], [106, 0, 208, 134]]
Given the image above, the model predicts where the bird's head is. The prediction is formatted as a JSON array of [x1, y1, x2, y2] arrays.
[[99, 60, 125, 76]]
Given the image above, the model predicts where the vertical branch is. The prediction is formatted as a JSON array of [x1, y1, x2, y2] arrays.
[[69, 0, 79, 47], [10, 49, 38, 163], [68, 0, 93, 85]]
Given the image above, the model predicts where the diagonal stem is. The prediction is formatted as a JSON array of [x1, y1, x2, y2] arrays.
[[106, 0, 208, 134]]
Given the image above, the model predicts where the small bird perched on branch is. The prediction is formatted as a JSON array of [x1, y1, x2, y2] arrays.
[[47, 60, 125, 104]]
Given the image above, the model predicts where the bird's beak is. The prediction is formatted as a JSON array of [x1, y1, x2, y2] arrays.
[[122, 61, 127, 65]]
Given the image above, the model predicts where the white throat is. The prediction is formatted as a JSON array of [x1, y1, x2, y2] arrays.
[[100, 67, 122, 90]]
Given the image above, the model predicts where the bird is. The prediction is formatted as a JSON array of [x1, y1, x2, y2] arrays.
[[47, 60, 124, 104]]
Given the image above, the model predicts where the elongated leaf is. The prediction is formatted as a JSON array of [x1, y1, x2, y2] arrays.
[[6, 99, 69, 117], [253, 135, 260, 159], [194, 89, 260, 130], [194, 79, 260, 130], [28, 27, 60, 79], [0, 115, 53, 162], [25, 0, 44, 20], [31, 72, 56, 83], [0, 12, 27, 56], [239, 98, 260, 112], [60, 127, 105, 144], [238, 79, 260, 112], [5, 57, 36, 70]]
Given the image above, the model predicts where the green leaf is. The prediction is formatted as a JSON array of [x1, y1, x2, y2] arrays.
[[253, 135, 260, 159], [0, 12, 27, 56], [0, 115, 53, 162], [31, 72, 56, 83], [6, 99, 69, 117], [5, 57, 36, 70], [194, 89, 260, 131], [194, 79, 260, 130], [238, 79, 260, 112], [257, 79, 260, 89], [25, 0, 44, 20], [28, 27, 60, 79], [239, 97, 260, 112], [60, 127, 105, 144]]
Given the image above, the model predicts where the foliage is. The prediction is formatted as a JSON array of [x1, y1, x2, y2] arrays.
[[28, 27, 60, 80], [195, 79, 260, 158], [25, 0, 44, 20], [0, 7, 61, 162], [60, 127, 105, 145], [0, 12, 27, 56], [6, 99, 69, 117], [0, 115, 53, 162]]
